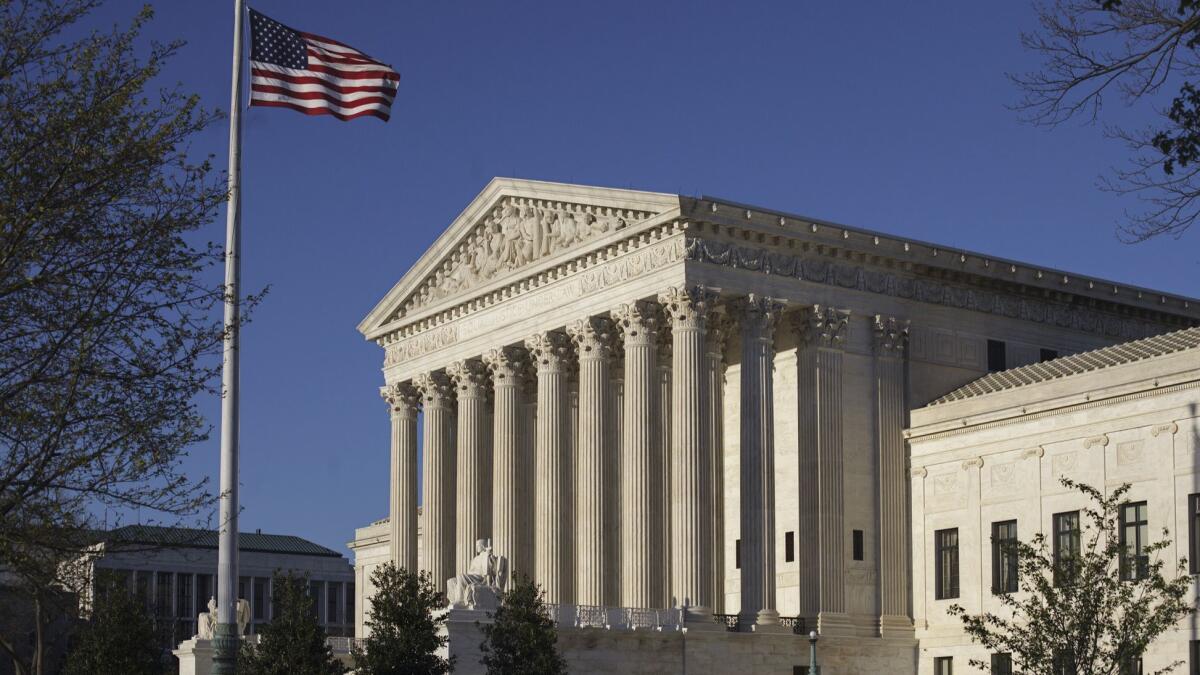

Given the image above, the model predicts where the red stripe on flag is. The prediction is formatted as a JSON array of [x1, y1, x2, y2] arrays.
[[251, 68, 396, 94], [249, 98, 391, 122], [251, 84, 394, 108]]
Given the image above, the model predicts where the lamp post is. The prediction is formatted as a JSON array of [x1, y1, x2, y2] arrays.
[[808, 630, 820, 675]]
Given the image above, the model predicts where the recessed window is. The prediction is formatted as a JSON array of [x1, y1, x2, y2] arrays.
[[1120, 502, 1149, 581], [935, 528, 959, 600], [735, 539, 741, 569], [1119, 654, 1143, 675], [934, 656, 953, 675], [1053, 650, 1077, 675], [1189, 494, 1199, 575], [987, 339, 1007, 372], [1040, 348, 1059, 362], [785, 531, 795, 563], [991, 653, 1013, 675], [992, 520, 1018, 594], [853, 529, 864, 561], [1053, 511, 1080, 586], [1190, 639, 1199, 675]]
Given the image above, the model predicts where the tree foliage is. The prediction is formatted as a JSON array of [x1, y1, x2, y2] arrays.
[[0, 0, 257, 670], [479, 576, 566, 675], [352, 562, 453, 675], [63, 580, 167, 675], [1014, 0, 1200, 240], [238, 572, 345, 675], [948, 479, 1193, 674]]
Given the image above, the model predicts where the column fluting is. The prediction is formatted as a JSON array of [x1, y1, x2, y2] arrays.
[[736, 295, 785, 626], [415, 371, 456, 591], [873, 315, 911, 636], [656, 327, 672, 608], [525, 330, 574, 604], [659, 286, 716, 616], [484, 346, 532, 578], [568, 316, 618, 607], [611, 299, 662, 609], [382, 382, 420, 572], [448, 359, 492, 573], [705, 314, 731, 614]]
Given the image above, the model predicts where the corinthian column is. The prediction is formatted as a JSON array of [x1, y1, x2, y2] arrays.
[[448, 359, 491, 573], [611, 300, 662, 609], [874, 315, 911, 637], [736, 294, 785, 628], [568, 316, 618, 607], [415, 371, 455, 590], [484, 346, 531, 577], [382, 382, 420, 572], [798, 305, 851, 635], [705, 313, 731, 614], [656, 328, 672, 608], [659, 286, 716, 616], [525, 330, 574, 604]]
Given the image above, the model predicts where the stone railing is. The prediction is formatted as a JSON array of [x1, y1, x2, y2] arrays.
[[243, 633, 364, 653], [711, 614, 807, 634], [542, 604, 685, 631]]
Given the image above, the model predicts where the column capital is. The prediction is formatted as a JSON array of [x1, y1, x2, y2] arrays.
[[525, 330, 573, 371], [448, 359, 490, 399], [483, 345, 531, 384], [414, 371, 454, 407], [872, 315, 910, 356], [567, 316, 618, 360], [380, 381, 421, 415], [704, 311, 733, 360], [733, 294, 786, 340], [658, 285, 718, 330], [797, 304, 850, 349], [610, 299, 661, 346]]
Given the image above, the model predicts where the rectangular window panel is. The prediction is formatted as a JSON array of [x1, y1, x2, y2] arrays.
[[785, 531, 795, 563], [135, 571, 152, 612], [1053, 511, 1080, 585], [853, 529, 864, 561], [735, 539, 741, 569], [196, 574, 212, 616], [253, 578, 266, 621], [309, 580, 325, 623], [1120, 502, 1149, 581], [1040, 348, 1059, 362], [155, 572, 172, 618], [347, 583, 354, 625], [992, 520, 1019, 594], [1119, 655, 1143, 675], [987, 339, 1007, 372], [1054, 650, 1078, 675], [1190, 640, 1199, 675], [992, 653, 1013, 675], [327, 582, 340, 625], [176, 573, 192, 619], [1189, 494, 1199, 575], [935, 528, 959, 600], [934, 656, 953, 675]]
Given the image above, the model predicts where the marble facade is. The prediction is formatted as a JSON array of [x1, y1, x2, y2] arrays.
[[353, 178, 1199, 672]]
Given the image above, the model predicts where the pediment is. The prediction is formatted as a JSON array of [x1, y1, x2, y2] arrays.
[[359, 178, 680, 341]]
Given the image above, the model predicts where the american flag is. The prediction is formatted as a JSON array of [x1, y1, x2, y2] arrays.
[[248, 9, 399, 122]]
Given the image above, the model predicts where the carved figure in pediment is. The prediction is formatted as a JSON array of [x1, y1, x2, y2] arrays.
[[519, 204, 541, 263]]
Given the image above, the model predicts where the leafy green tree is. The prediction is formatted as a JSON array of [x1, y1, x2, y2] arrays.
[[479, 576, 566, 675], [64, 581, 166, 675], [1014, 0, 1200, 240], [948, 479, 1193, 674], [352, 562, 452, 675], [239, 572, 344, 675]]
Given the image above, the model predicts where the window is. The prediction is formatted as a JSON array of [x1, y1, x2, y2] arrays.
[[327, 582, 340, 625], [991, 653, 1013, 675], [197, 574, 212, 614], [1120, 501, 1149, 581], [1189, 494, 1199, 575], [156, 572, 172, 617], [793, 668, 810, 675], [785, 531, 795, 563], [253, 578, 266, 621], [987, 339, 1007, 372], [309, 580, 325, 622], [1119, 655, 1143, 675], [1053, 511, 1081, 585], [238, 576, 249, 601], [934, 656, 953, 675], [992, 520, 1018, 594], [1040, 348, 1059, 362], [136, 571, 152, 612], [1190, 639, 1199, 675], [1053, 650, 1078, 675], [735, 539, 741, 569], [347, 583, 354, 625], [935, 528, 959, 600], [176, 573, 193, 619], [853, 529, 864, 561]]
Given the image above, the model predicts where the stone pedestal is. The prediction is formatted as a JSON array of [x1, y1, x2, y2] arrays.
[[173, 638, 213, 675]]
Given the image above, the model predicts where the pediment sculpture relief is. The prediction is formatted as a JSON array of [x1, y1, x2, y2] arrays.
[[396, 198, 654, 320]]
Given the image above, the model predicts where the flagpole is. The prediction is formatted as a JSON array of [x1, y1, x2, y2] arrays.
[[213, 0, 245, 672]]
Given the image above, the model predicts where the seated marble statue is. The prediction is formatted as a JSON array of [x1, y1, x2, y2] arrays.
[[194, 597, 251, 639], [446, 538, 509, 610]]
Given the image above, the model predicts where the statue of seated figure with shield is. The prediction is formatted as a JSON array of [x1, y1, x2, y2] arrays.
[[446, 538, 508, 610]]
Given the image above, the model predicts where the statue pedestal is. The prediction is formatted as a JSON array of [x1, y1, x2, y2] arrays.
[[173, 638, 214, 675]]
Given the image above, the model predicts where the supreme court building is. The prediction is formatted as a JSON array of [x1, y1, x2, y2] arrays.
[[349, 179, 1199, 673]]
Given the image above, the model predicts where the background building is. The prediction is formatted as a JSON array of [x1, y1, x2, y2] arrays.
[[907, 327, 1200, 674]]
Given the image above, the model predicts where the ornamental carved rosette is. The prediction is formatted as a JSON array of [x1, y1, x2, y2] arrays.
[[567, 316, 618, 361], [657, 285, 718, 331], [379, 381, 421, 416], [414, 371, 454, 407], [483, 345, 531, 386], [733, 294, 786, 342], [872, 315, 910, 356], [797, 304, 850, 349], [447, 359, 491, 400], [610, 299, 661, 347], [524, 330, 574, 372]]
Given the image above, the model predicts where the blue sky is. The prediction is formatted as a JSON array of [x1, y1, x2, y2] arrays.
[[92, 1, 1196, 555]]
